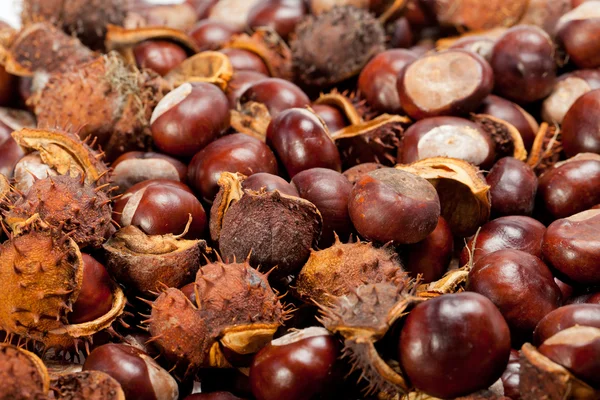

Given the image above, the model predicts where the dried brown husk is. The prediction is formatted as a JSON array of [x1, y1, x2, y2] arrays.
[[332, 114, 410, 168], [105, 24, 198, 66], [430, 0, 528, 30], [31, 53, 169, 162], [314, 91, 364, 126], [224, 29, 293, 80], [165, 51, 233, 91], [103, 225, 210, 295], [527, 122, 563, 176], [396, 157, 491, 237], [230, 101, 272, 142], [2, 22, 95, 77], [519, 343, 599, 400], [416, 265, 470, 299], [52, 370, 126, 400], [0, 344, 50, 400], [0, 173, 9, 203], [471, 114, 527, 162]]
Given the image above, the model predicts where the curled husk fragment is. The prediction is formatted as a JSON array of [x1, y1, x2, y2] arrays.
[[471, 114, 528, 162], [21, 0, 128, 50], [396, 158, 491, 237], [291, 6, 386, 87], [103, 225, 210, 295], [224, 29, 293, 80], [294, 237, 408, 306], [165, 51, 233, 91], [210, 172, 323, 279], [230, 101, 272, 142], [0, 173, 9, 203], [519, 343, 599, 400], [148, 260, 285, 374], [52, 370, 126, 400], [5, 174, 112, 248], [314, 91, 364, 125], [31, 53, 169, 161], [527, 122, 563, 176], [332, 114, 410, 169], [428, 0, 528, 30], [319, 282, 424, 397], [0, 344, 50, 400]]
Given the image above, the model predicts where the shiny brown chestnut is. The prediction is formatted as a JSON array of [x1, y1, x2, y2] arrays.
[[151, 82, 230, 158], [247, 0, 307, 40], [342, 162, 385, 185], [219, 48, 270, 76], [0, 66, 15, 107], [556, 2, 600, 69], [240, 78, 310, 117], [467, 249, 562, 345], [69, 254, 114, 324], [398, 117, 496, 169], [348, 168, 440, 244], [113, 180, 207, 239], [291, 168, 353, 247], [487, 157, 538, 217], [542, 70, 600, 125], [310, 104, 349, 133], [561, 89, 600, 157], [226, 71, 268, 109], [538, 326, 600, 389], [187, 133, 278, 202], [448, 36, 496, 62], [83, 343, 179, 400], [266, 108, 341, 178], [133, 40, 189, 76], [397, 50, 494, 119], [460, 215, 546, 266], [185, 0, 219, 19], [543, 209, 600, 285], [399, 292, 511, 398], [388, 17, 414, 49], [242, 172, 299, 196], [501, 350, 521, 400], [358, 49, 417, 113], [189, 20, 239, 51], [403, 216, 453, 283], [534, 304, 600, 346], [249, 327, 339, 400], [491, 25, 557, 104], [479, 95, 539, 150], [0, 121, 24, 178], [111, 151, 188, 194], [536, 155, 600, 220]]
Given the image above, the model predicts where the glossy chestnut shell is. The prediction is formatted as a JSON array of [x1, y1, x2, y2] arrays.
[[133, 40, 188, 76], [561, 89, 600, 157], [487, 157, 538, 217], [534, 304, 600, 345], [69, 254, 114, 324]]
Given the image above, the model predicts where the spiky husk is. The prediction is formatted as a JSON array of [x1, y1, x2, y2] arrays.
[[51, 370, 126, 400], [31, 53, 169, 162], [0, 344, 50, 400], [5, 175, 112, 248], [295, 238, 408, 306]]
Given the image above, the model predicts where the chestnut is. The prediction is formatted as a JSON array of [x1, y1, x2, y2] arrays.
[[501, 350, 521, 400], [219, 48, 270, 76], [542, 70, 600, 125], [533, 304, 600, 345], [187, 133, 278, 202], [490, 25, 557, 104], [342, 162, 385, 185], [487, 157, 538, 217], [266, 108, 341, 178], [226, 71, 268, 109], [399, 292, 511, 398], [83, 343, 179, 400], [69, 254, 114, 324], [111, 151, 188, 194], [0, 66, 15, 107], [249, 327, 339, 400], [459, 215, 546, 267], [397, 50, 494, 119], [310, 104, 349, 133], [247, 0, 307, 40], [403, 216, 453, 283], [242, 172, 299, 196], [543, 209, 600, 285], [358, 49, 417, 113], [448, 36, 496, 62], [0, 121, 25, 178], [398, 117, 496, 169], [538, 326, 600, 389], [291, 168, 353, 247], [240, 78, 310, 117], [113, 180, 207, 239], [467, 249, 562, 344], [556, 2, 600, 69], [151, 82, 230, 158], [536, 155, 600, 220], [348, 168, 440, 244], [189, 20, 238, 51], [387, 17, 414, 49], [133, 40, 188, 77], [185, 0, 219, 19], [561, 89, 600, 157]]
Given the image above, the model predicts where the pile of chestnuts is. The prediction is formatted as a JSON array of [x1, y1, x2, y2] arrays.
[[0, 0, 599, 399]]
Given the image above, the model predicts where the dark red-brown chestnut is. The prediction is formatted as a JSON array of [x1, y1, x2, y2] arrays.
[[534, 304, 600, 345], [189, 20, 239, 51], [69, 254, 114, 324], [247, 0, 307, 40], [111, 151, 188, 194], [240, 78, 310, 117], [487, 157, 538, 217], [561, 89, 600, 157], [133, 40, 188, 77]]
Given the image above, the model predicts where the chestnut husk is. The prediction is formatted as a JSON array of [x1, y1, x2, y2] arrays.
[[527, 122, 563, 176], [164, 51, 233, 91], [470, 114, 528, 162], [0, 343, 50, 400], [51, 370, 126, 400]]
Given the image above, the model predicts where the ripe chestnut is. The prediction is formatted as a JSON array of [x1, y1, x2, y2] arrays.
[[247, 0, 307, 40], [133, 40, 188, 76], [479, 95, 539, 150], [358, 49, 417, 113], [69, 254, 114, 324], [556, 2, 600, 69], [448, 36, 496, 62], [266, 108, 341, 178], [311, 104, 349, 133], [0, 66, 15, 107], [534, 304, 600, 345], [467, 249, 562, 344], [83, 343, 179, 400], [240, 78, 310, 117], [561, 89, 600, 157], [0, 121, 25, 178], [501, 350, 521, 400], [189, 20, 238, 51], [185, 0, 219, 19], [111, 151, 188, 194], [291, 168, 353, 247], [399, 292, 511, 398], [249, 327, 339, 400], [487, 157, 538, 217], [187, 133, 278, 202], [242, 172, 299, 196], [226, 71, 268, 109], [397, 50, 494, 119], [388, 17, 414, 49], [491, 25, 557, 104], [543, 209, 600, 285], [151, 82, 230, 158], [219, 48, 270, 76], [348, 168, 440, 244], [113, 180, 207, 239], [542, 70, 600, 125]]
